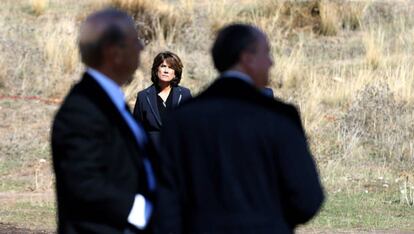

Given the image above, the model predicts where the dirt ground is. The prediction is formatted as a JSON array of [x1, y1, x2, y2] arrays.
[[1, 223, 413, 234], [0, 223, 53, 234]]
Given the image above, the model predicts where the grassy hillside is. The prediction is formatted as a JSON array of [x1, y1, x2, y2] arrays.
[[0, 0, 413, 231]]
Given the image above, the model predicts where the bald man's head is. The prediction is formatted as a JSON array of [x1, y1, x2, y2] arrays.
[[78, 8, 136, 68]]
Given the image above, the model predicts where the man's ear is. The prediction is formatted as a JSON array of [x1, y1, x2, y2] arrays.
[[240, 51, 254, 68], [103, 44, 122, 65]]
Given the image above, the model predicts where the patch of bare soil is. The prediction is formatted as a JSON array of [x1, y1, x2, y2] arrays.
[[298, 228, 414, 234], [0, 223, 53, 234], [0, 192, 53, 202]]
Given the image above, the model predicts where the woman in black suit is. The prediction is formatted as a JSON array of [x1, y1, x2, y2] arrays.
[[133, 51, 192, 148]]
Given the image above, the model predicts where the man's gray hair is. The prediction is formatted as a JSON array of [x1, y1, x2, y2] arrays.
[[78, 8, 135, 68]]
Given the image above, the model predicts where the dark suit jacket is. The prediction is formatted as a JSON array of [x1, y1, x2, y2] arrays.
[[51, 73, 152, 234], [262, 87, 274, 97], [154, 77, 324, 234], [133, 85, 191, 147]]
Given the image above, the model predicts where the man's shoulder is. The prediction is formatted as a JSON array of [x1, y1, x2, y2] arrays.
[[268, 98, 299, 116], [185, 89, 302, 128], [265, 96, 301, 122], [206, 78, 300, 118], [55, 74, 107, 121], [60, 74, 96, 104]]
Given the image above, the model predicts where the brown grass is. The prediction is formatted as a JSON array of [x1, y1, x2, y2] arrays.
[[0, 49, 6, 90], [40, 20, 79, 74], [30, 0, 49, 16], [340, 1, 370, 31], [2, 0, 414, 230], [318, 0, 339, 36], [397, 171, 414, 206], [109, 0, 192, 43], [364, 28, 385, 70]]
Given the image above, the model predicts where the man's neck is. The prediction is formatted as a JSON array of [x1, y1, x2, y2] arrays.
[[221, 69, 253, 86]]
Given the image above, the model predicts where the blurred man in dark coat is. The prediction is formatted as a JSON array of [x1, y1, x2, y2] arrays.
[[262, 87, 274, 97], [154, 24, 325, 234], [51, 9, 155, 234]]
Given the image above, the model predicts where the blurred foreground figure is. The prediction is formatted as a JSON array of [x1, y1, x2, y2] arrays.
[[155, 24, 324, 234], [51, 9, 155, 234], [262, 87, 274, 97]]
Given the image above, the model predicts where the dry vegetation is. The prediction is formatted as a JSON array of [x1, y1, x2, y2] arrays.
[[30, 0, 49, 16], [1, 0, 414, 231]]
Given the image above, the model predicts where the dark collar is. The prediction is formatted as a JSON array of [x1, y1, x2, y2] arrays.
[[200, 77, 303, 131]]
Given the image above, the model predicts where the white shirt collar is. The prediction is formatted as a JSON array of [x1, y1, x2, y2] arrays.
[[86, 68, 126, 111], [220, 70, 254, 85]]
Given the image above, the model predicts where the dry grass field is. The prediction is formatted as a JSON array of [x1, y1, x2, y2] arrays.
[[1, 0, 414, 232]]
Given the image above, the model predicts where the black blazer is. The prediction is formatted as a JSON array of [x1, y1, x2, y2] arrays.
[[153, 78, 324, 234], [51, 73, 152, 234], [133, 85, 191, 146], [262, 87, 274, 97]]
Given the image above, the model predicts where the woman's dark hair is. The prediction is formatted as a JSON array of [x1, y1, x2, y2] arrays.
[[151, 51, 183, 86]]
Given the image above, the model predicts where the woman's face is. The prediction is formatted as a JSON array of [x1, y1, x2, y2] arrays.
[[157, 60, 176, 84]]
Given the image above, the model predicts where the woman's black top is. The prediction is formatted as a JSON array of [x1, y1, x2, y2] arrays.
[[133, 85, 192, 149], [156, 87, 174, 125]]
